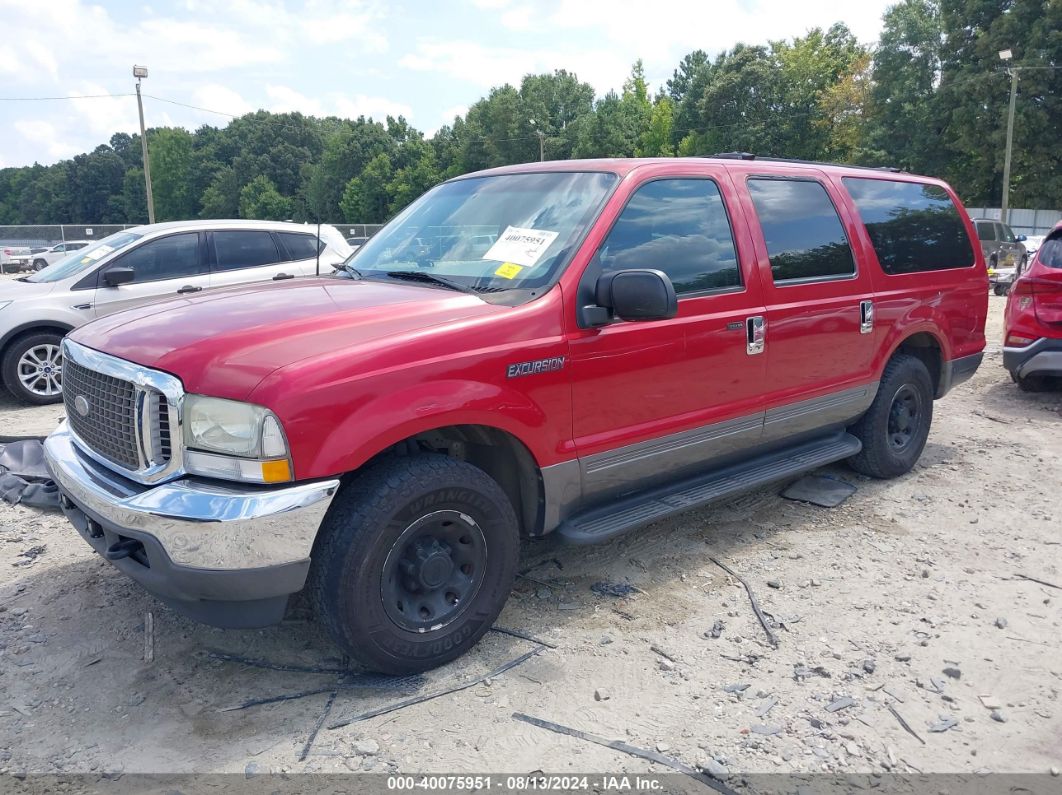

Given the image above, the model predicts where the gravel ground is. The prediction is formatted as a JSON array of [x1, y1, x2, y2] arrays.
[[0, 294, 1059, 780]]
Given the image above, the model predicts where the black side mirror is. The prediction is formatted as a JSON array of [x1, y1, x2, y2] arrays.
[[591, 269, 678, 324], [103, 267, 134, 287], [1017, 234, 1027, 242]]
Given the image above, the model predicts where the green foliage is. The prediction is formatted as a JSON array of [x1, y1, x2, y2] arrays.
[[2, 2, 1059, 226], [238, 174, 291, 220]]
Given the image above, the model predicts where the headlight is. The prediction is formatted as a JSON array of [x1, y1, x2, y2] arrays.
[[182, 395, 292, 483]]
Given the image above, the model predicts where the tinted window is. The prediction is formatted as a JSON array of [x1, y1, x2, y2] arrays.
[[213, 231, 281, 271], [277, 232, 323, 261], [975, 221, 996, 241], [999, 224, 1016, 243], [68, 242, 88, 250], [844, 178, 976, 274], [1039, 235, 1062, 269], [595, 179, 741, 294], [748, 178, 855, 282], [111, 233, 203, 283]]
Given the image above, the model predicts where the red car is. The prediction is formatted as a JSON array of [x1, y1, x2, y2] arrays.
[[1004, 221, 1062, 391], [44, 156, 987, 672]]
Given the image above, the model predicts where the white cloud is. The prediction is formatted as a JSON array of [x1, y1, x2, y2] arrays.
[[68, 83, 141, 139], [266, 85, 412, 122], [500, 5, 534, 29], [191, 84, 255, 117], [335, 95, 413, 121], [13, 120, 78, 160]]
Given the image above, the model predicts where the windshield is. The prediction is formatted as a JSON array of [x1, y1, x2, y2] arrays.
[[343, 171, 617, 293], [27, 231, 142, 283]]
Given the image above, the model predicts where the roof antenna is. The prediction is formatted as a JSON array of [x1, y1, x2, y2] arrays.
[[315, 219, 322, 277]]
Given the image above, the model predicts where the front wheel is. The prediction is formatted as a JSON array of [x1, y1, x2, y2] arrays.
[[33, 259, 48, 271], [2, 331, 65, 405], [847, 354, 934, 479], [308, 454, 520, 674], [993, 284, 1007, 296]]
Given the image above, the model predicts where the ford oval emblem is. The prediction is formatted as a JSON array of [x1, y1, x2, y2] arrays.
[[74, 395, 90, 417]]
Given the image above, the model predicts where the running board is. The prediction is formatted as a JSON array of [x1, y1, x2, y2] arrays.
[[556, 432, 861, 545]]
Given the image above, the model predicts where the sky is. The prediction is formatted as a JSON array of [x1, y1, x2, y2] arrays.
[[0, 0, 896, 169]]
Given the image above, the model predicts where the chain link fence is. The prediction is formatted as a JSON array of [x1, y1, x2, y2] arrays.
[[0, 223, 385, 249], [964, 208, 1062, 236]]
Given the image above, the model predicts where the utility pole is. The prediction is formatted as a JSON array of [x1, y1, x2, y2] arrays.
[[998, 50, 1018, 226], [133, 65, 156, 224], [535, 129, 546, 162]]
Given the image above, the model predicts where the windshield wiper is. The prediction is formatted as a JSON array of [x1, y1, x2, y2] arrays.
[[382, 270, 475, 294], [334, 263, 363, 279]]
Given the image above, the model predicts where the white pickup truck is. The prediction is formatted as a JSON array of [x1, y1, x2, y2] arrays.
[[29, 241, 91, 271], [0, 246, 32, 273]]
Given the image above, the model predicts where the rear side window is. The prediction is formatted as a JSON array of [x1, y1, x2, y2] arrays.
[[975, 221, 996, 241], [596, 178, 741, 294], [213, 231, 281, 271], [1039, 235, 1062, 269], [844, 178, 976, 275], [277, 232, 323, 261], [747, 178, 856, 282]]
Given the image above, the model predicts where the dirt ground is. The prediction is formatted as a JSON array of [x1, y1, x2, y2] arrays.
[[0, 294, 1059, 782]]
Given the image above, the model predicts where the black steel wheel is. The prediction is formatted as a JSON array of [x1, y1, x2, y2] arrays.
[[308, 453, 519, 674], [848, 354, 934, 479]]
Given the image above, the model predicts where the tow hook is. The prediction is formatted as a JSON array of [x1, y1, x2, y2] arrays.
[[105, 538, 144, 561]]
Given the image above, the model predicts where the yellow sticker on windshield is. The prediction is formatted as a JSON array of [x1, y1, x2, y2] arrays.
[[494, 262, 523, 279]]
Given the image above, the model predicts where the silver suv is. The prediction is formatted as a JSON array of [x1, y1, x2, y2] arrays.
[[0, 220, 351, 404]]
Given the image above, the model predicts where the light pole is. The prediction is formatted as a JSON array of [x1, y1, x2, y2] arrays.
[[998, 49, 1018, 226], [529, 118, 546, 161], [134, 64, 156, 224]]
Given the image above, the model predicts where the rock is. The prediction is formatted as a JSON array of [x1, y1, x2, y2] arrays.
[[599, 635, 613, 645], [929, 716, 959, 733], [354, 739, 380, 756], [1051, 767, 1059, 777], [655, 742, 670, 753], [895, 653, 912, 662], [702, 758, 729, 779], [990, 710, 1007, 723], [723, 683, 750, 693], [862, 659, 876, 674], [767, 580, 781, 589], [825, 696, 857, 713], [658, 658, 675, 672], [704, 620, 725, 639], [845, 742, 860, 757], [594, 688, 610, 702], [994, 617, 1008, 629], [811, 578, 822, 587], [750, 724, 783, 736], [979, 695, 1003, 710], [244, 762, 259, 778], [942, 667, 961, 680]]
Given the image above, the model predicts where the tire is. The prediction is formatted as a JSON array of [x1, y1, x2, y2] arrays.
[[308, 454, 520, 674], [33, 259, 47, 271], [1, 331, 66, 405], [847, 354, 934, 479], [1017, 375, 1047, 393], [993, 284, 1006, 296]]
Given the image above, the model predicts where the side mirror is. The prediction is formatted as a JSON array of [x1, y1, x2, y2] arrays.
[[103, 267, 134, 287], [592, 269, 678, 324], [1017, 234, 1027, 242]]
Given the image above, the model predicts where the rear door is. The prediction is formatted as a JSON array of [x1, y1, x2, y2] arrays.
[[568, 170, 768, 500], [733, 167, 878, 442], [274, 230, 327, 276], [93, 232, 210, 317], [207, 229, 296, 289]]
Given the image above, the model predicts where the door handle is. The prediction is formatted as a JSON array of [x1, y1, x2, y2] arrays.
[[746, 315, 765, 355], [272, 272, 294, 281], [71, 303, 92, 310], [177, 284, 202, 294], [859, 300, 874, 334]]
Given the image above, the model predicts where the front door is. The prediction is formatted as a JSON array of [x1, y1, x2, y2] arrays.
[[568, 173, 768, 501], [735, 168, 879, 442], [93, 232, 211, 318]]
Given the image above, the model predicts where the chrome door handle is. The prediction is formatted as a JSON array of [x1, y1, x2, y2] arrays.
[[746, 315, 766, 355], [177, 284, 202, 294], [272, 272, 294, 281], [860, 300, 874, 334]]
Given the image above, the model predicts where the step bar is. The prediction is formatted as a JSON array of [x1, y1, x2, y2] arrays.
[[556, 432, 861, 545]]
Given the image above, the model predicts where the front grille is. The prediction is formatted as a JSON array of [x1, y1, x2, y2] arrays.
[[64, 358, 140, 470]]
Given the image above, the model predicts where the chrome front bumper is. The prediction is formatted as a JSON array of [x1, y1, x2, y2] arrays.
[[44, 422, 340, 627]]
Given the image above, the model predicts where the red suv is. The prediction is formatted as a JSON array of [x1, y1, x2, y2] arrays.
[[1004, 221, 1062, 391], [44, 157, 987, 672]]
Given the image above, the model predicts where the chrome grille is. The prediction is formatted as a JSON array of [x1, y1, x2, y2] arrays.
[[63, 358, 140, 470]]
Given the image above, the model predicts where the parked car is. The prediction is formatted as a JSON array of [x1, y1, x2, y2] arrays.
[[346, 236, 369, 250], [30, 240, 91, 271], [44, 157, 987, 673], [0, 246, 32, 273], [0, 220, 351, 404], [974, 218, 1026, 271], [1003, 222, 1062, 391]]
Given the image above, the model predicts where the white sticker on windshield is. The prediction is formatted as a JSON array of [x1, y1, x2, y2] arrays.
[[82, 244, 114, 261], [482, 226, 559, 268]]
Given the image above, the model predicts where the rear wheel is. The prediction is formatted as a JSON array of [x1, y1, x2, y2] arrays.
[[1016, 374, 1048, 393], [847, 354, 934, 479], [993, 283, 1007, 296], [308, 454, 520, 674], [1, 331, 65, 405], [33, 259, 48, 271]]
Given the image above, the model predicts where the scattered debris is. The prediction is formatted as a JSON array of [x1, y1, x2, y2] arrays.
[[754, 696, 778, 717], [994, 617, 1008, 629], [590, 581, 640, 598], [708, 556, 779, 648], [511, 713, 738, 794], [895, 652, 912, 662], [749, 724, 782, 736], [11, 545, 46, 567], [658, 658, 676, 672], [143, 611, 154, 665], [887, 704, 926, 745], [781, 475, 857, 508], [353, 739, 380, 756], [594, 688, 610, 702], [650, 645, 678, 663], [794, 665, 831, 681], [328, 648, 543, 728], [979, 695, 1003, 710], [767, 580, 781, 589], [298, 690, 337, 762], [990, 710, 1007, 723], [942, 667, 962, 680], [862, 659, 876, 675], [928, 716, 959, 733], [825, 696, 857, 713], [704, 620, 725, 639], [723, 683, 751, 694], [1013, 573, 1062, 591], [490, 626, 558, 649]]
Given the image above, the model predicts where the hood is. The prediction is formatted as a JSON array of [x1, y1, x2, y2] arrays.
[[70, 278, 505, 399], [0, 278, 56, 302]]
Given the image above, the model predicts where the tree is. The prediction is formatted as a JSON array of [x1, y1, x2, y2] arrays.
[[149, 127, 197, 221], [239, 175, 291, 220], [339, 153, 394, 223], [200, 166, 240, 218]]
